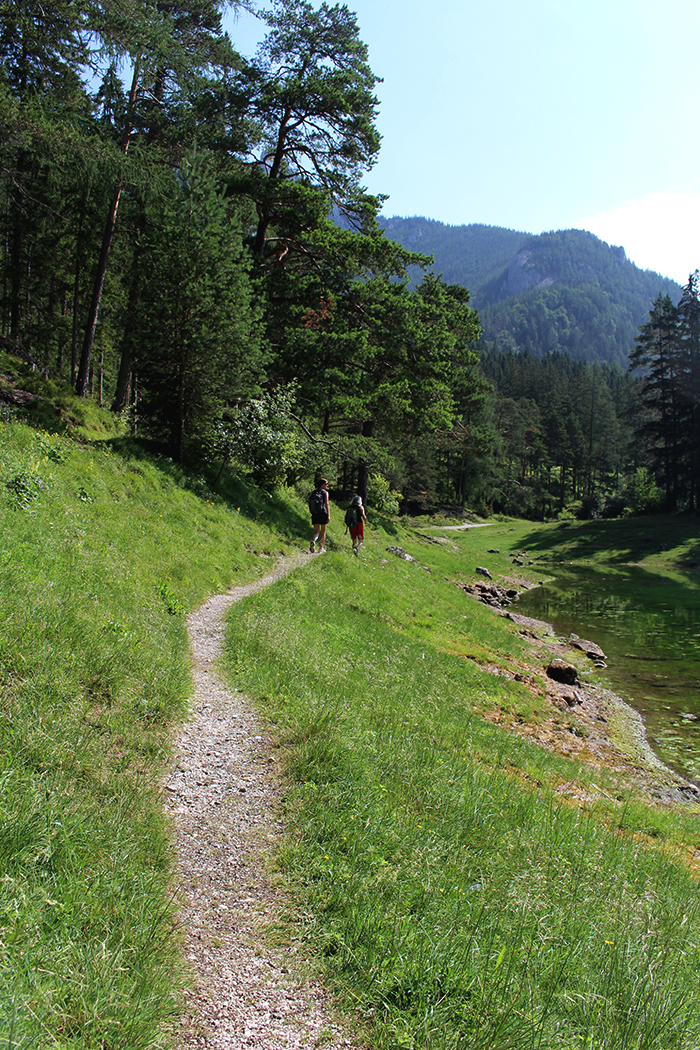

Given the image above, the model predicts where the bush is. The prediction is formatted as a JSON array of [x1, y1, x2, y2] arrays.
[[630, 467, 663, 513], [212, 386, 308, 489], [368, 472, 403, 516]]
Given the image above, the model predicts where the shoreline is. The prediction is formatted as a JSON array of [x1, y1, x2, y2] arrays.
[[479, 595, 700, 808]]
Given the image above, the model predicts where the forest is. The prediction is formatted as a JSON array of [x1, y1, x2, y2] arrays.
[[2, 0, 699, 519], [380, 218, 682, 369]]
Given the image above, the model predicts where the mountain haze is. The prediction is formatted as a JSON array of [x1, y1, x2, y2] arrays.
[[379, 217, 681, 368]]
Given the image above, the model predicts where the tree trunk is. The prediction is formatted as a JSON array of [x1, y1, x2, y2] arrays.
[[173, 350, 187, 461], [76, 58, 141, 397], [252, 107, 291, 257], [357, 419, 373, 505], [76, 180, 122, 396], [112, 260, 141, 411], [70, 192, 87, 384], [9, 213, 23, 340]]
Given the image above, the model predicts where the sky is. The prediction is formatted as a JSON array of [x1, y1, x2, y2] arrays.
[[223, 0, 700, 285]]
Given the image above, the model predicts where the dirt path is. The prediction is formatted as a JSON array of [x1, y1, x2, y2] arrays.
[[165, 552, 362, 1049], [430, 522, 494, 531]]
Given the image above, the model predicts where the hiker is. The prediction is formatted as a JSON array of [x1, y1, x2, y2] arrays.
[[345, 495, 368, 556], [308, 478, 330, 553]]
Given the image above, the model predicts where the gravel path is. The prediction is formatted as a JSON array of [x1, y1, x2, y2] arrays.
[[165, 552, 362, 1049]]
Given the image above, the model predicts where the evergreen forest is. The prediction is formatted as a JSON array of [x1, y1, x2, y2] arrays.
[[2, 0, 699, 519]]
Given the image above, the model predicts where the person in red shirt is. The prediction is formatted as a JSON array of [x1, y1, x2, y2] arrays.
[[347, 495, 368, 556]]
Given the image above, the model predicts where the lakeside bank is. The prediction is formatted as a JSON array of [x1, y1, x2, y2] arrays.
[[431, 514, 700, 811]]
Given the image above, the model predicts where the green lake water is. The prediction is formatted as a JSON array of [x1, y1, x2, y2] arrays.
[[514, 565, 700, 784]]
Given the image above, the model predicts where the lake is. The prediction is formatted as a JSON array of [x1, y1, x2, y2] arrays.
[[515, 564, 700, 784]]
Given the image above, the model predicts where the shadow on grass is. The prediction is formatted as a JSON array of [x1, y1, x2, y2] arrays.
[[370, 510, 400, 537], [518, 514, 700, 579], [108, 437, 311, 540]]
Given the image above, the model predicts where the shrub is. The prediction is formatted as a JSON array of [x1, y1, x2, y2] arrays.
[[368, 472, 403, 516]]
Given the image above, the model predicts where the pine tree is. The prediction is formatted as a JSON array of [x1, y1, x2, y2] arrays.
[[629, 294, 682, 508], [77, 0, 242, 397], [237, 0, 381, 260], [675, 271, 700, 508], [135, 150, 264, 459]]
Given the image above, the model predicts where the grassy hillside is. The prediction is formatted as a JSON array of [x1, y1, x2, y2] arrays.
[[0, 415, 303, 1048], [3, 403, 700, 1049]]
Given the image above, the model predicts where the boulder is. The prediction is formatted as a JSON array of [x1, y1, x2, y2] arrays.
[[457, 579, 519, 609], [546, 659, 579, 685], [569, 633, 606, 661], [386, 546, 417, 563], [476, 566, 492, 579]]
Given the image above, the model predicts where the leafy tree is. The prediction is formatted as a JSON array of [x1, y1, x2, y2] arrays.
[[237, 0, 381, 259], [224, 385, 309, 489]]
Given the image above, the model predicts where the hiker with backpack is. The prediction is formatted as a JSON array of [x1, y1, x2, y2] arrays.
[[345, 495, 368, 556], [309, 478, 330, 553]]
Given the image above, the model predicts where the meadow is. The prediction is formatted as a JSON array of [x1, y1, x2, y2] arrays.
[[3, 406, 700, 1049], [221, 519, 700, 1050]]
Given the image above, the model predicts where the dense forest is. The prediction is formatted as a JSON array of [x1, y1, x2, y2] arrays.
[[2, 1, 699, 519], [380, 218, 682, 369]]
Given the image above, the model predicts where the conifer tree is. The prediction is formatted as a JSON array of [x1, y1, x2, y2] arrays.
[[675, 271, 700, 508], [135, 150, 264, 459], [629, 294, 682, 508], [76, 0, 241, 397], [238, 0, 381, 260]]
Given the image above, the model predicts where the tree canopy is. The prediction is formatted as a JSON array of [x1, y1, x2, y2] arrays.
[[1, 0, 697, 521]]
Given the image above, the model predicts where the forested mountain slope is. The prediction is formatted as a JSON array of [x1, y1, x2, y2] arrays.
[[380, 218, 681, 368]]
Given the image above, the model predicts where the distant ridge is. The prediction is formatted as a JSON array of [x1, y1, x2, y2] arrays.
[[379, 216, 680, 368]]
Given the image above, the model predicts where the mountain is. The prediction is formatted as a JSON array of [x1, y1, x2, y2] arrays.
[[379, 217, 681, 368]]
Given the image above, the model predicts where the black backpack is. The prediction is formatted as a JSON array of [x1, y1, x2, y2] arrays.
[[309, 489, 326, 515], [344, 504, 360, 528]]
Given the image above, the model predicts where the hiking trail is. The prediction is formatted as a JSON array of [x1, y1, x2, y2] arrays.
[[165, 552, 362, 1049]]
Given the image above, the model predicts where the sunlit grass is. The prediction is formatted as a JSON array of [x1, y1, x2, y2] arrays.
[[221, 531, 700, 1050], [0, 419, 299, 1047]]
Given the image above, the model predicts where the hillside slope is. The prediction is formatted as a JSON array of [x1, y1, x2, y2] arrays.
[[3, 397, 700, 1049], [380, 217, 681, 367]]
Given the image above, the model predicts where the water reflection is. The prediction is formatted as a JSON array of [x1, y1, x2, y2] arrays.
[[515, 566, 700, 782]]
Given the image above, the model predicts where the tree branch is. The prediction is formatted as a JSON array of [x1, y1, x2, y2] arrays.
[[289, 412, 336, 446]]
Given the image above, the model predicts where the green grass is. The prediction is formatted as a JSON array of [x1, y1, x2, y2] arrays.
[[5, 404, 700, 1049], [220, 523, 700, 1050], [504, 513, 700, 583], [0, 418, 301, 1048]]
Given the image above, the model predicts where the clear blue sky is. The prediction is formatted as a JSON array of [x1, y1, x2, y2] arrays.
[[224, 0, 700, 284]]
